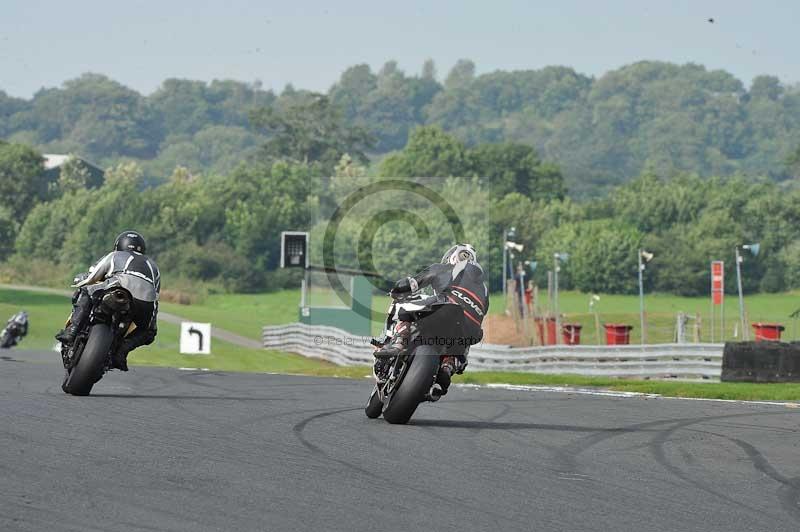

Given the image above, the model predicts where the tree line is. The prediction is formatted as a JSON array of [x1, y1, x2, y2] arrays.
[[2, 120, 799, 296], [1, 60, 800, 196]]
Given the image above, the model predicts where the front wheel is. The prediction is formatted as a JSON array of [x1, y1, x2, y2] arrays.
[[62, 324, 113, 396], [382, 345, 440, 425], [365, 386, 383, 418], [0, 331, 13, 348]]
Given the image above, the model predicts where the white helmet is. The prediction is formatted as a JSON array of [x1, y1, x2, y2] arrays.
[[441, 244, 477, 265]]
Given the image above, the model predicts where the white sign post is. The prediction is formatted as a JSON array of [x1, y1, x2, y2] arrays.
[[180, 322, 211, 354]]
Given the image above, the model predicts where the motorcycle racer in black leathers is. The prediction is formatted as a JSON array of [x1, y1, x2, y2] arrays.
[[55, 231, 160, 371], [374, 244, 489, 398], [1, 311, 29, 347]]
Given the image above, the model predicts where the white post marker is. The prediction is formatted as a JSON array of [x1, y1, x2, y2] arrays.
[[180, 322, 211, 354]]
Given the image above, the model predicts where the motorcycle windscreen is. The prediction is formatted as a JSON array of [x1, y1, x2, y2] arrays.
[[410, 303, 467, 357]]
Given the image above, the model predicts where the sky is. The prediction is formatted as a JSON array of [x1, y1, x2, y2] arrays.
[[0, 0, 796, 98]]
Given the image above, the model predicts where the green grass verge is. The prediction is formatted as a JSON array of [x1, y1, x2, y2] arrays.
[[160, 290, 299, 340], [0, 288, 73, 350], [456, 372, 800, 401]]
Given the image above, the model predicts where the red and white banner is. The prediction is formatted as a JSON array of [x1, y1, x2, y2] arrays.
[[711, 261, 724, 305]]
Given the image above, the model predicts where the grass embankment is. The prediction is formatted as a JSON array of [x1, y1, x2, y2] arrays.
[[160, 290, 299, 339], [3, 287, 800, 401]]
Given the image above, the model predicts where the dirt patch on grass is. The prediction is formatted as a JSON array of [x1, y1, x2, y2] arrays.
[[483, 313, 529, 346]]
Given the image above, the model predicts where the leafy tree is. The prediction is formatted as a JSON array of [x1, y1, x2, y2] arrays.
[[0, 141, 48, 219], [329, 64, 378, 122], [570, 221, 643, 294], [444, 59, 476, 90], [468, 143, 565, 200], [330, 61, 441, 152], [145, 125, 261, 179], [26, 74, 160, 160], [51, 155, 94, 194], [787, 144, 800, 179], [250, 92, 373, 172], [0, 206, 16, 260], [379, 125, 469, 177]]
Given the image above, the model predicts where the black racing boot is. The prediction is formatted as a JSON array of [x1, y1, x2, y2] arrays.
[[110, 339, 132, 371], [429, 356, 456, 401], [373, 340, 403, 359], [373, 321, 411, 359], [56, 290, 91, 346], [55, 326, 79, 346], [110, 350, 129, 371]]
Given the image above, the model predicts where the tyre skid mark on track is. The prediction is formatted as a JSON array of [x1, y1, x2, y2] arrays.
[[702, 420, 800, 435], [691, 428, 800, 521], [292, 407, 529, 528], [141, 392, 369, 470], [646, 419, 772, 518], [650, 416, 800, 523], [554, 411, 798, 525], [2, 499, 110, 532], [411, 401, 520, 458]]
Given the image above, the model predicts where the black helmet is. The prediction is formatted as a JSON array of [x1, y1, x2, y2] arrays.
[[114, 231, 146, 254]]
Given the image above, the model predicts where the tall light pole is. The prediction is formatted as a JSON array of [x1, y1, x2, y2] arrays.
[[516, 262, 526, 318], [638, 249, 654, 344], [735, 243, 760, 340], [589, 294, 601, 345], [553, 252, 568, 344], [502, 227, 517, 302]]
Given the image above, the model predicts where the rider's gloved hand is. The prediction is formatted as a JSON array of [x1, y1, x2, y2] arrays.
[[390, 277, 418, 299]]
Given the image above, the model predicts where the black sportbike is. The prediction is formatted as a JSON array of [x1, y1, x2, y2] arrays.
[[366, 295, 466, 424], [60, 279, 140, 396]]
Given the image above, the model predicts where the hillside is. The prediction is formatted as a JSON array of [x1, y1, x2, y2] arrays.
[[2, 60, 799, 196]]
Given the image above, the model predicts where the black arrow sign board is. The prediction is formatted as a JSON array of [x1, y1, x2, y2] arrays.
[[180, 322, 211, 354]]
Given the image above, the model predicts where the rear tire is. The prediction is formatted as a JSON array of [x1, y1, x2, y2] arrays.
[[62, 324, 113, 396], [365, 386, 383, 418], [382, 345, 440, 425]]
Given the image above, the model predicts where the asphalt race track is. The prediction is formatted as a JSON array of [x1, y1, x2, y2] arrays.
[[1, 351, 799, 532]]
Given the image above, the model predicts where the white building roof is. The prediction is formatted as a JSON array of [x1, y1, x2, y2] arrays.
[[43, 154, 102, 172], [43, 154, 71, 170]]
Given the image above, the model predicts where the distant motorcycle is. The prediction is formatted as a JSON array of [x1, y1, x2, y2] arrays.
[[60, 278, 142, 396], [366, 294, 466, 424], [0, 311, 28, 348]]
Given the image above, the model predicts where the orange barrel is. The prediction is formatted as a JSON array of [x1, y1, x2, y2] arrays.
[[604, 324, 633, 345], [562, 323, 582, 345], [752, 323, 785, 342]]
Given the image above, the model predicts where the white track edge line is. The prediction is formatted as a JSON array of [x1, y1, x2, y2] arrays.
[[454, 383, 800, 408]]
